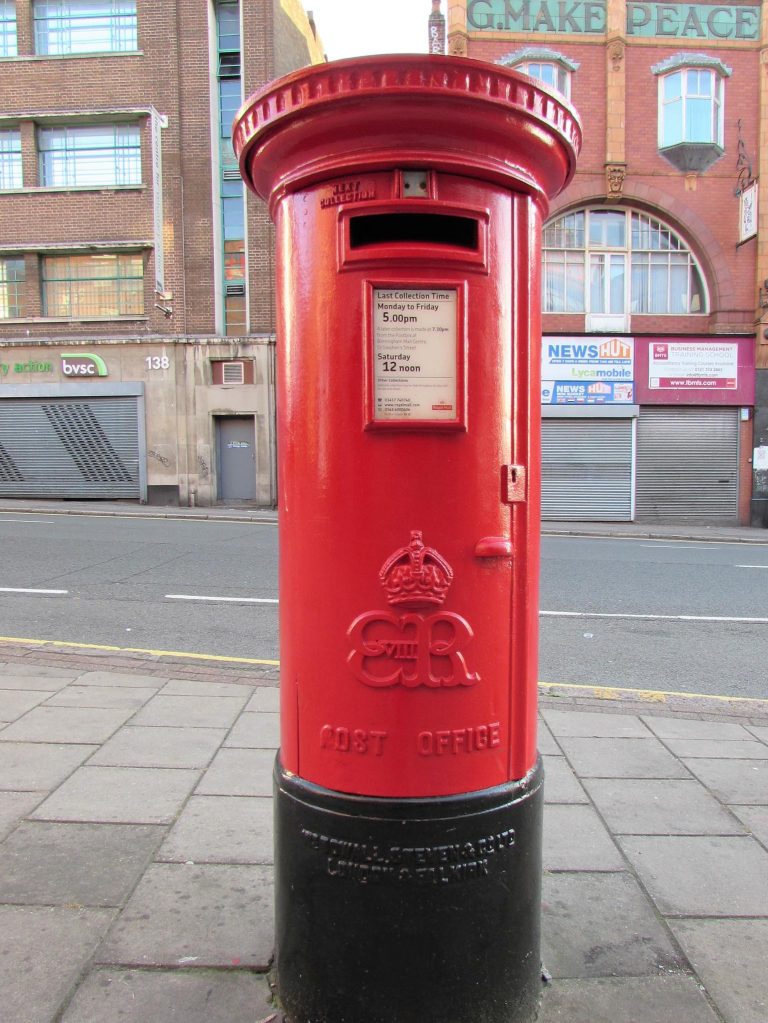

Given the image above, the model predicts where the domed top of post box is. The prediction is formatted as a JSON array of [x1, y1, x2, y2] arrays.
[[233, 54, 581, 215]]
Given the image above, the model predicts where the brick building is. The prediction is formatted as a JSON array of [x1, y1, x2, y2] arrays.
[[0, 0, 322, 506], [448, 0, 767, 525]]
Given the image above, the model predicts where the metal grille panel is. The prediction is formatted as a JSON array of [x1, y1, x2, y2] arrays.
[[542, 419, 634, 521], [0, 396, 141, 498], [636, 406, 738, 522]]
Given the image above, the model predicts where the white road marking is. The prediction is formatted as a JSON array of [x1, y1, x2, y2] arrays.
[[541, 610, 768, 624], [639, 544, 714, 550], [735, 565, 768, 570], [165, 593, 279, 604], [0, 518, 56, 524], [0, 587, 68, 595]]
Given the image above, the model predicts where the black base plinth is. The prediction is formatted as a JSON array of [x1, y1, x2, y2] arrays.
[[274, 756, 544, 1023]]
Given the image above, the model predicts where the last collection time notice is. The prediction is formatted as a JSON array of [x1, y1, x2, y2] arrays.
[[373, 289, 458, 422]]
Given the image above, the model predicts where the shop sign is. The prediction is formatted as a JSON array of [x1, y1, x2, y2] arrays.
[[648, 341, 736, 390], [541, 380, 634, 404], [466, 0, 759, 38], [627, 3, 759, 39], [61, 353, 109, 378], [467, 0, 606, 33], [740, 181, 758, 243], [542, 336, 634, 404], [635, 337, 754, 405], [0, 360, 53, 378]]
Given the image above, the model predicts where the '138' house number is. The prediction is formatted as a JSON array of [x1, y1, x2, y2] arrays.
[[145, 355, 170, 370]]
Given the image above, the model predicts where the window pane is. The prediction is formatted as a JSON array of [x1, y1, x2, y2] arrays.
[[631, 254, 649, 313], [543, 250, 584, 312], [34, 0, 137, 55], [0, 0, 17, 57], [222, 194, 244, 239], [224, 240, 245, 282], [662, 95, 682, 147], [543, 211, 584, 249], [590, 254, 605, 312], [609, 255, 625, 314], [649, 254, 669, 313], [686, 96, 713, 142], [589, 210, 625, 248], [219, 79, 242, 138], [42, 252, 144, 316], [663, 72, 681, 100], [667, 252, 688, 313], [0, 258, 25, 318], [689, 266, 704, 313], [39, 124, 141, 187], [0, 129, 22, 189], [216, 1, 240, 51], [225, 294, 246, 335]]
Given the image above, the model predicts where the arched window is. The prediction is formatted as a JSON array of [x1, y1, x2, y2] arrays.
[[543, 208, 707, 328]]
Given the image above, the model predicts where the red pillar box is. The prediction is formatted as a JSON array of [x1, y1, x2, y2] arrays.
[[235, 55, 580, 1023]]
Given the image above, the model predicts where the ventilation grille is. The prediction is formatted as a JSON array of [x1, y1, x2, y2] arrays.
[[221, 361, 245, 385], [0, 443, 24, 482], [44, 403, 134, 483]]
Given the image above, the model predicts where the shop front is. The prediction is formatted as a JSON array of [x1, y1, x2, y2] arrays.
[[541, 334, 755, 524], [634, 337, 755, 524], [541, 335, 637, 520]]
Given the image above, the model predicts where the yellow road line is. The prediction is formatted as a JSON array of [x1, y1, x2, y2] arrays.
[[0, 635, 763, 703], [539, 680, 768, 705], [0, 635, 279, 666]]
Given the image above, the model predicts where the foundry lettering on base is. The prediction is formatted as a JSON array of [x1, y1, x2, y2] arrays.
[[301, 826, 516, 885]]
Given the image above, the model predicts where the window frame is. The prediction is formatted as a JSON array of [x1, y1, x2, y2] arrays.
[[38, 122, 142, 189], [0, 257, 25, 319], [0, 0, 17, 57], [518, 60, 571, 99], [497, 47, 579, 100], [658, 67, 724, 149], [33, 0, 138, 56], [0, 128, 22, 190], [41, 251, 145, 319]]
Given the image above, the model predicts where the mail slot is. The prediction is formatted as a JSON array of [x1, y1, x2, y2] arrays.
[[235, 54, 580, 1023]]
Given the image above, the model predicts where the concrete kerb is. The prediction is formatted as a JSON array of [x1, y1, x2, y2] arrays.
[[0, 636, 765, 722]]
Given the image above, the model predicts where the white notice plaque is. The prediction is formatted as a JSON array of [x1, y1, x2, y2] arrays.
[[373, 288, 458, 422]]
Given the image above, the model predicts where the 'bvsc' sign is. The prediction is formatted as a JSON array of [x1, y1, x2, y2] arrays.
[[61, 353, 109, 378]]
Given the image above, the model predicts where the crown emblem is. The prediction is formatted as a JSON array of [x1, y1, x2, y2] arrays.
[[379, 531, 453, 610]]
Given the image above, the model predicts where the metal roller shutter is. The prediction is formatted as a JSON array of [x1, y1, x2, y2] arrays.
[[0, 396, 142, 499], [636, 406, 738, 523], [542, 419, 634, 521]]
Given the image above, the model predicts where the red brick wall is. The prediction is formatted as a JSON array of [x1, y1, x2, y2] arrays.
[[465, 22, 759, 338]]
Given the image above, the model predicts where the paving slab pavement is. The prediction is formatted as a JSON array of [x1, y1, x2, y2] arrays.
[[0, 645, 766, 1023]]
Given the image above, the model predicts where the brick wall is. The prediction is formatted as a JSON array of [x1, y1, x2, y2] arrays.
[[0, 0, 323, 343]]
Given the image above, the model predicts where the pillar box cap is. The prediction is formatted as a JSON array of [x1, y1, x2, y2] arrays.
[[234, 54, 581, 215]]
